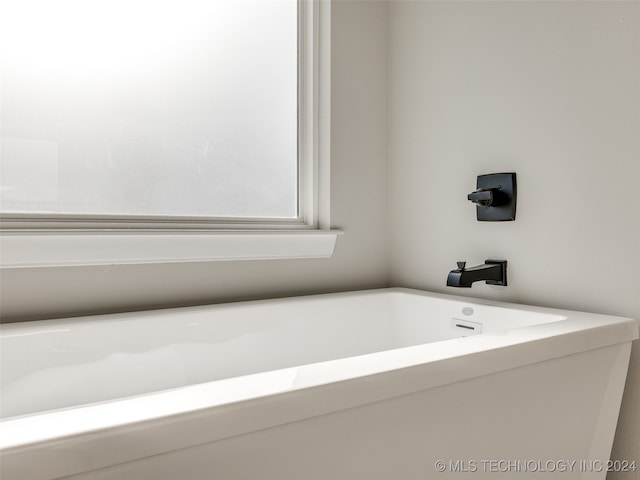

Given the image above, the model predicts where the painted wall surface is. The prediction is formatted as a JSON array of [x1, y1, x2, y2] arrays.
[[0, 0, 389, 322], [388, 1, 639, 476]]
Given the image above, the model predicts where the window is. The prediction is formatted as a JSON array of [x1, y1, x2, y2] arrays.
[[0, 0, 336, 266], [2, 0, 299, 220]]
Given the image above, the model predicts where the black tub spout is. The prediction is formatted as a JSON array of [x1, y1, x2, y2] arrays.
[[446, 260, 507, 287]]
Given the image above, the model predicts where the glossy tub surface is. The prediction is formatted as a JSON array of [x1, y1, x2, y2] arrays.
[[1, 288, 637, 479]]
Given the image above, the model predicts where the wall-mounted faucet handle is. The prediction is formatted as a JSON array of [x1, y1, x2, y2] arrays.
[[469, 173, 517, 221], [467, 188, 494, 208], [457, 261, 466, 271]]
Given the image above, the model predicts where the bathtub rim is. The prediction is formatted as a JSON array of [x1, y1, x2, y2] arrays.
[[0, 286, 584, 330], [0, 287, 638, 480]]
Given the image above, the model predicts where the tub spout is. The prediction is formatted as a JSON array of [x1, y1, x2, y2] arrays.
[[446, 260, 507, 287]]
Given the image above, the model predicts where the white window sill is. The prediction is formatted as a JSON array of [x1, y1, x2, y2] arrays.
[[0, 230, 341, 268]]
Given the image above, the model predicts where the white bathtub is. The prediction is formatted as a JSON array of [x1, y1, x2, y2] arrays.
[[0, 288, 637, 480]]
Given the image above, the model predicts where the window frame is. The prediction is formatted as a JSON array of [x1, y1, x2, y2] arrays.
[[0, 0, 337, 267]]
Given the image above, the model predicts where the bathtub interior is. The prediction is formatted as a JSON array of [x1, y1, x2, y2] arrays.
[[0, 289, 565, 420]]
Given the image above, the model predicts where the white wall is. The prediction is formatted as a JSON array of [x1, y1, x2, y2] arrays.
[[388, 1, 639, 474], [0, 0, 390, 321]]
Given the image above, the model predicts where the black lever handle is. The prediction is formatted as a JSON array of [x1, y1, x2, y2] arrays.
[[467, 188, 494, 208]]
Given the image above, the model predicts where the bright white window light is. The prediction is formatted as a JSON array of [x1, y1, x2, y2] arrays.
[[0, 0, 298, 218]]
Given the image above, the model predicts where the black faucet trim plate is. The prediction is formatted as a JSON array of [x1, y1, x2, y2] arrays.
[[468, 173, 516, 222], [484, 259, 507, 286]]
